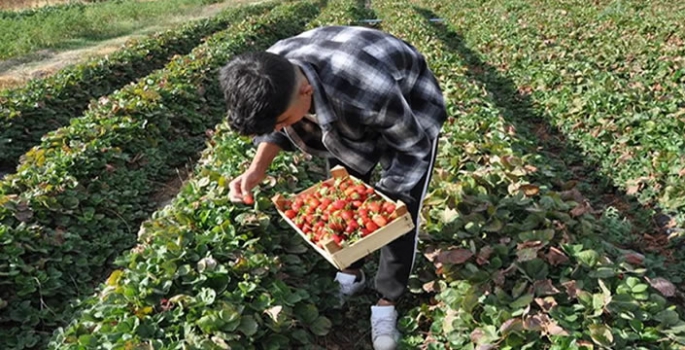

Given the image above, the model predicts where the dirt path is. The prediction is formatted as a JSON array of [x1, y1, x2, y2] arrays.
[[0, 0, 260, 89]]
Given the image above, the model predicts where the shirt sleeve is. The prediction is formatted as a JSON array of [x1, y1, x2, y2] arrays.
[[252, 131, 295, 152], [367, 87, 432, 205]]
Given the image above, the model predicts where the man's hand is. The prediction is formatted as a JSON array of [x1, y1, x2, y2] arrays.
[[229, 141, 282, 204], [229, 168, 265, 204]]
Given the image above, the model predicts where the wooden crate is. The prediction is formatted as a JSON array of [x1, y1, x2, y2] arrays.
[[271, 165, 415, 270]]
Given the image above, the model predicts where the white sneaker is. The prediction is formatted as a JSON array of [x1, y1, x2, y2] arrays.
[[334, 271, 366, 306], [371, 305, 401, 350]]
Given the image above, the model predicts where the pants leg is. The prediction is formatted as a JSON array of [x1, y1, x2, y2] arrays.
[[374, 135, 440, 302], [326, 157, 374, 271]]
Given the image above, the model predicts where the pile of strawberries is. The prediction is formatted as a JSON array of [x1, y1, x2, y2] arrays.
[[280, 176, 399, 248]]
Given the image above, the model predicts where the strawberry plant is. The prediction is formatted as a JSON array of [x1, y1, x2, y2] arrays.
[[47, 122, 340, 350], [279, 176, 400, 248], [422, 0, 685, 227], [0, 1, 274, 172], [46, 3, 377, 349], [371, 0, 685, 348], [0, 3, 320, 349]]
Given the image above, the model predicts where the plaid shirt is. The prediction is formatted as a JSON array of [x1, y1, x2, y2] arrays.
[[255, 26, 446, 203]]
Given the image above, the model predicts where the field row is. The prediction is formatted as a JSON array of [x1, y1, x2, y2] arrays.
[[0, 0, 227, 59], [429, 0, 685, 226], [0, 1, 273, 171], [44, 2, 372, 350], [1, 0, 684, 348], [0, 1, 321, 348], [34, 1, 685, 350]]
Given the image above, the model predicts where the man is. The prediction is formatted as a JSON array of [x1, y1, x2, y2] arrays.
[[219, 25, 446, 350]]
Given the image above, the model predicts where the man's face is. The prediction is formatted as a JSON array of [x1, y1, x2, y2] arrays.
[[273, 80, 313, 131]]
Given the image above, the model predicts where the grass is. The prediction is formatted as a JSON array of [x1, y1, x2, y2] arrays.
[[0, 0, 229, 60], [0, 0, 72, 11]]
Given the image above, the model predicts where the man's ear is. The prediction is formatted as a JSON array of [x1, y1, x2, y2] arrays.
[[299, 80, 313, 96]]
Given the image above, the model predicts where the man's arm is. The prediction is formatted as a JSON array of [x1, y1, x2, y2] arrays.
[[249, 142, 282, 174]]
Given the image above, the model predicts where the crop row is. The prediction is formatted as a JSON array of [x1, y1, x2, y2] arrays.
[[45, 1, 374, 349], [427, 0, 685, 224], [0, 1, 273, 171], [0, 2, 322, 349], [0, 2, 92, 20], [370, 0, 685, 348]]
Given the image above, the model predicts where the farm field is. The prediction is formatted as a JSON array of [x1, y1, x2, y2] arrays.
[[0, 0, 272, 177], [1, 0, 685, 349], [0, 0, 243, 61]]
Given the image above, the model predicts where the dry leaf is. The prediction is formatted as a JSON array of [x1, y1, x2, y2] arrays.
[[264, 305, 283, 322], [545, 321, 569, 336], [476, 345, 496, 350], [520, 184, 540, 196], [535, 296, 558, 312], [470, 328, 485, 343], [523, 314, 544, 332], [424, 246, 441, 263], [533, 279, 561, 296], [562, 280, 580, 299], [545, 247, 570, 266], [524, 164, 538, 173], [477, 246, 494, 266], [517, 248, 539, 262], [506, 125, 517, 135], [423, 281, 439, 293], [570, 203, 590, 217], [493, 270, 506, 286], [438, 248, 474, 265], [500, 318, 523, 335], [577, 340, 594, 349], [14, 207, 33, 222], [518, 241, 544, 249], [623, 252, 645, 266], [645, 277, 676, 297]]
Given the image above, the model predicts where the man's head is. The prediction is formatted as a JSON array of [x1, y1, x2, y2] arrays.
[[218, 51, 313, 136]]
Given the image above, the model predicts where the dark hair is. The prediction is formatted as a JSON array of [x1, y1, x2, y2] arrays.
[[218, 51, 297, 136]]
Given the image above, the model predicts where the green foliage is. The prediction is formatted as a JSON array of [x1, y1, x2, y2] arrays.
[[428, 0, 685, 224], [0, 0, 224, 59], [370, 0, 685, 348], [45, 1, 376, 349], [0, 2, 273, 171], [0, 2, 318, 349]]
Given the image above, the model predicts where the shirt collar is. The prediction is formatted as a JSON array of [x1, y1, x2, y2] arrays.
[[289, 59, 338, 127]]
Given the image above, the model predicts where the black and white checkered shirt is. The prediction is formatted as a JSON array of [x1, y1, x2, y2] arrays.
[[255, 26, 447, 202]]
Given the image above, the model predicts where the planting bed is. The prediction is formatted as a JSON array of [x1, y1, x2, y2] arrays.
[[0, 2, 319, 349], [1, 0, 683, 349], [0, 1, 273, 172]]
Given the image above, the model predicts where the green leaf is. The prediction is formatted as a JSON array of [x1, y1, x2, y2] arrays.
[[588, 267, 615, 279], [309, 316, 332, 336], [575, 250, 599, 268], [510, 293, 534, 309], [654, 309, 680, 327], [588, 324, 614, 347], [483, 218, 503, 232], [238, 315, 258, 336], [198, 288, 216, 306], [295, 304, 318, 324], [631, 283, 649, 294]]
